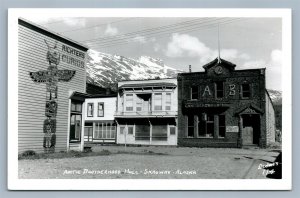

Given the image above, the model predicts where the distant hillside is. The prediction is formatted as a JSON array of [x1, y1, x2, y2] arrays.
[[86, 50, 182, 90]]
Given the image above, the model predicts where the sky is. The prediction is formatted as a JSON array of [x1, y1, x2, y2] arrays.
[[23, 17, 282, 91]]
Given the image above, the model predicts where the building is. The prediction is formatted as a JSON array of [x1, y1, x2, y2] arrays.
[[84, 92, 117, 144], [115, 79, 178, 146], [177, 58, 275, 148], [18, 18, 88, 153]]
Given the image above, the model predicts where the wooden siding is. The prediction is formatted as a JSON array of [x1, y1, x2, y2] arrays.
[[18, 24, 87, 153], [84, 97, 117, 121]]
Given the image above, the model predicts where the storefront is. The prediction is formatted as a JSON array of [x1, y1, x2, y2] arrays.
[[115, 79, 178, 146], [18, 18, 88, 153], [177, 58, 275, 148]]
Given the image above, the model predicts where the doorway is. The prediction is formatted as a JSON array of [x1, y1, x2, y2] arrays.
[[242, 114, 260, 145]]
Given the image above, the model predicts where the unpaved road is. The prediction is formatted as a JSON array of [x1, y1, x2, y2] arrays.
[[19, 146, 280, 179]]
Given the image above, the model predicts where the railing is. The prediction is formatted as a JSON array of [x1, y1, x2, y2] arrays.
[[115, 111, 177, 117]]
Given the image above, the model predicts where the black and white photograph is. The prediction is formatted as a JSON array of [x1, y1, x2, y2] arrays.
[[7, 8, 292, 190]]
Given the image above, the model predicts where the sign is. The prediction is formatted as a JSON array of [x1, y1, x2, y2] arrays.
[[226, 126, 239, 132]]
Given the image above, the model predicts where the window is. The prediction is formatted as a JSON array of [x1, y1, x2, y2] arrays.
[[154, 93, 162, 110], [188, 115, 194, 137], [120, 126, 125, 134], [165, 93, 171, 110], [136, 96, 143, 111], [198, 114, 214, 138], [206, 114, 214, 138], [71, 102, 82, 113], [152, 125, 168, 141], [242, 84, 251, 98], [219, 115, 225, 138], [215, 82, 224, 98], [87, 103, 93, 117], [170, 126, 176, 135], [70, 114, 81, 141], [94, 122, 116, 139], [125, 94, 133, 111], [98, 102, 104, 117], [128, 126, 134, 135], [191, 86, 198, 100]]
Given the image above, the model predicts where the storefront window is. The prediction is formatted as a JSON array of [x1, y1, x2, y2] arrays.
[[188, 115, 194, 137]]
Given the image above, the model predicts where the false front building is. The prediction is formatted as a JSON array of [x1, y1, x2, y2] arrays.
[[177, 58, 275, 148], [18, 18, 88, 153], [84, 86, 117, 144], [115, 79, 178, 145]]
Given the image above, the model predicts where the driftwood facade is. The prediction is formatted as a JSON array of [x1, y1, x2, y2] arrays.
[[18, 19, 88, 153], [177, 58, 275, 148]]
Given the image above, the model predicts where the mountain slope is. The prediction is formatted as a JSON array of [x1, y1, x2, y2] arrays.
[[86, 50, 282, 106], [86, 50, 182, 88]]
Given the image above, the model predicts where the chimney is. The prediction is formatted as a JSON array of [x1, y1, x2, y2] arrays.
[[189, 65, 192, 73]]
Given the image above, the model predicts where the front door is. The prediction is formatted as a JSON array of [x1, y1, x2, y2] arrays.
[[242, 114, 260, 145], [243, 127, 253, 145]]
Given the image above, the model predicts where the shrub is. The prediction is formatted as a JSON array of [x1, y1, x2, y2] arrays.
[[21, 150, 36, 157]]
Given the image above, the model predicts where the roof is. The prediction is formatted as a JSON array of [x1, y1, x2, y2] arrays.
[[203, 58, 236, 71], [70, 91, 116, 101], [86, 83, 117, 95], [236, 104, 263, 115], [119, 82, 177, 89], [18, 18, 89, 52]]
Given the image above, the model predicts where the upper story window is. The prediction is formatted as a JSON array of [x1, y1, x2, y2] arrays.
[[165, 93, 171, 110], [215, 81, 224, 98], [71, 101, 82, 113], [87, 103, 93, 117], [125, 94, 133, 111], [242, 84, 251, 98], [191, 86, 198, 100], [154, 93, 162, 110], [136, 96, 143, 112], [98, 102, 104, 117]]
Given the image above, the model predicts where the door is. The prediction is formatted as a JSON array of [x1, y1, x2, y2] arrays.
[[84, 126, 93, 142], [242, 114, 260, 145], [70, 114, 82, 142], [243, 127, 253, 145]]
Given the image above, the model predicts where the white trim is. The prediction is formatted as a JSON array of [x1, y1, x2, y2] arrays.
[[66, 99, 71, 152]]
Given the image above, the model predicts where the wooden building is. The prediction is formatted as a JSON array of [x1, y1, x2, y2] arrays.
[[18, 18, 88, 153], [115, 79, 178, 146], [177, 58, 275, 148], [84, 93, 117, 143]]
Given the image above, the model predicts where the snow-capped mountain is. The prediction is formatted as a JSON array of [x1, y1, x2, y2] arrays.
[[86, 50, 282, 105], [267, 89, 282, 105], [86, 50, 182, 89]]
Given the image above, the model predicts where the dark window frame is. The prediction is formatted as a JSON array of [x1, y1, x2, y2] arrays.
[[241, 83, 251, 99], [215, 81, 224, 99], [154, 93, 163, 111], [97, 102, 104, 117], [87, 103, 94, 117], [191, 86, 199, 100], [125, 94, 134, 111]]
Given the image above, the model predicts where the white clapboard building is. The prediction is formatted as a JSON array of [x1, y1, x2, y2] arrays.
[[18, 18, 89, 153], [84, 93, 117, 144], [115, 78, 178, 146]]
